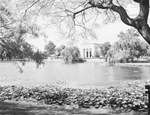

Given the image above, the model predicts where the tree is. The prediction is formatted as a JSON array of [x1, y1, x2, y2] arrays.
[[110, 28, 150, 62], [0, 0, 45, 64], [71, 0, 150, 45], [55, 45, 66, 57], [20, 0, 149, 45], [3, 0, 150, 42], [32, 50, 48, 67], [147, 45, 150, 56], [62, 46, 84, 63], [44, 41, 56, 56], [1, 0, 150, 63], [99, 42, 111, 58]]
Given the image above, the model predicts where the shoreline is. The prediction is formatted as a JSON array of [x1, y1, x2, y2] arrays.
[[115, 63, 150, 67], [1, 59, 150, 67], [47, 59, 150, 67]]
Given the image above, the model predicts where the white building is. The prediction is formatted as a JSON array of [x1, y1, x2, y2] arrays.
[[79, 43, 102, 58]]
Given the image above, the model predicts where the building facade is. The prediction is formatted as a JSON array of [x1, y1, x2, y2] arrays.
[[79, 43, 102, 58]]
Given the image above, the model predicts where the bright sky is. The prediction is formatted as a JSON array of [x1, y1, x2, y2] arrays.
[[27, 3, 141, 51]]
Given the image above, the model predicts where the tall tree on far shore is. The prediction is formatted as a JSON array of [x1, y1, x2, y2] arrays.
[[62, 46, 82, 63], [55, 45, 66, 57], [110, 28, 150, 62], [99, 42, 111, 58], [44, 41, 56, 56]]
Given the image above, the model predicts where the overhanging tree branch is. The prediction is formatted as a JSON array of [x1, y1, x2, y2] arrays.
[[72, 0, 150, 44], [109, 4, 134, 26], [73, 0, 134, 26], [23, 0, 40, 18], [73, 6, 93, 19], [133, 0, 141, 3]]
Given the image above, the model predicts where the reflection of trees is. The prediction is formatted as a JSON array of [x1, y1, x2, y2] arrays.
[[109, 66, 143, 80], [140, 67, 150, 79]]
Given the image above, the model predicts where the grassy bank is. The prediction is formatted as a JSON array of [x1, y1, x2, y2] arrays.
[[0, 80, 149, 114]]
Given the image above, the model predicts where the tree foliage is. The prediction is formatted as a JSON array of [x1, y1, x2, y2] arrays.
[[62, 46, 84, 63], [44, 41, 56, 56], [20, 0, 150, 45], [32, 50, 47, 66], [0, 0, 150, 64], [55, 45, 66, 57], [109, 28, 150, 62], [0, 0, 46, 64], [71, 0, 150, 45], [99, 42, 111, 57]]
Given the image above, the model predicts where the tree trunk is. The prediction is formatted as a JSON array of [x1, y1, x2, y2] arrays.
[[136, 22, 150, 44]]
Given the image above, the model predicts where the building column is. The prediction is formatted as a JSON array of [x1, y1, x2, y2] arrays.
[[88, 49, 91, 58], [85, 49, 87, 58], [90, 49, 92, 58], [83, 49, 85, 58], [86, 49, 88, 58]]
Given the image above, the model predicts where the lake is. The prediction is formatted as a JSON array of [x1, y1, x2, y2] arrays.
[[0, 60, 150, 87]]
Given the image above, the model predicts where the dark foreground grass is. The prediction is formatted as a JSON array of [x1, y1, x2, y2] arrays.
[[0, 101, 147, 115], [0, 101, 111, 115], [0, 100, 148, 115]]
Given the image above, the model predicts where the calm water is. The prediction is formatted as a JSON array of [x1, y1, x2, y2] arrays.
[[0, 61, 150, 87]]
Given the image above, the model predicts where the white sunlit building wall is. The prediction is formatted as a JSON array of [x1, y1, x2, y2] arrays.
[[79, 43, 102, 58]]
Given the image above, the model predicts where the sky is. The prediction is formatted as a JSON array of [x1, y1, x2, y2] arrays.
[[27, 2, 141, 51]]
